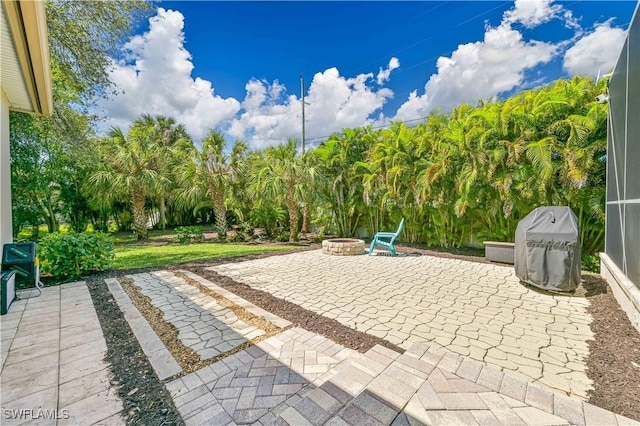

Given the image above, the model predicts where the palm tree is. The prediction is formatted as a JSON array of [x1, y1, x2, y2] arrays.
[[175, 129, 236, 240], [130, 115, 193, 229], [315, 128, 370, 237], [300, 149, 322, 234], [86, 127, 167, 239], [226, 141, 252, 224], [253, 138, 315, 242]]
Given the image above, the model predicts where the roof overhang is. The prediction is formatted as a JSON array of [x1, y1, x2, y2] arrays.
[[1, 0, 53, 116]]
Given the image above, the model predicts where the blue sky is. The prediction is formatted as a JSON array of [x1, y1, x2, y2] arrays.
[[98, 0, 638, 148]]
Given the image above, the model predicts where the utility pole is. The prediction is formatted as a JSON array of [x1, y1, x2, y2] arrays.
[[300, 74, 305, 154]]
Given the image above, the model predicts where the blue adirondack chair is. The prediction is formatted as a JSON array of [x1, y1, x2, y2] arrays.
[[369, 218, 405, 256]]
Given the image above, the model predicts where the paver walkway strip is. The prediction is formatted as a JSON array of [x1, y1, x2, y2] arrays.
[[0, 282, 124, 425], [166, 327, 355, 425], [127, 271, 265, 360], [106, 277, 182, 380], [179, 270, 292, 329], [209, 250, 594, 399], [163, 322, 640, 426]]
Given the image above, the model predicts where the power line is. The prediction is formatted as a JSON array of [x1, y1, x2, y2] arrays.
[[344, 2, 447, 76], [323, 1, 513, 81], [279, 1, 591, 149], [282, 2, 515, 151], [452, 1, 510, 29], [295, 0, 562, 146]]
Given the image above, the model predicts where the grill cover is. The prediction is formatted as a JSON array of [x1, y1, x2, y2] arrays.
[[514, 207, 581, 292]]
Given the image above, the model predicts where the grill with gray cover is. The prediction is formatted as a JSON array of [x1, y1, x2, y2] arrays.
[[514, 206, 581, 292]]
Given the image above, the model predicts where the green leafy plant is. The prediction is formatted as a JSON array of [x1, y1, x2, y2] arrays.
[[274, 231, 290, 242], [310, 225, 326, 243], [228, 232, 252, 243], [38, 232, 114, 279], [228, 222, 253, 242], [582, 255, 600, 273], [310, 233, 325, 243], [249, 206, 286, 238], [173, 226, 204, 244]]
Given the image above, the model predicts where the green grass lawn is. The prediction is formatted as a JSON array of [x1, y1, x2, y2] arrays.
[[113, 243, 297, 270], [110, 229, 177, 244]]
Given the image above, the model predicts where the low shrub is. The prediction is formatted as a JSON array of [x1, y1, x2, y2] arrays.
[[250, 206, 286, 237], [173, 226, 204, 244], [310, 226, 326, 243], [38, 232, 114, 279], [228, 222, 254, 243], [310, 233, 325, 243], [582, 255, 600, 273], [228, 232, 252, 243], [274, 231, 290, 242]]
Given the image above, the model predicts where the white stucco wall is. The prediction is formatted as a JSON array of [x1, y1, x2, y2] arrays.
[[0, 89, 12, 247]]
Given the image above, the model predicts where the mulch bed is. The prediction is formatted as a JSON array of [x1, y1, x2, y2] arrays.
[[582, 275, 640, 419], [85, 273, 184, 426], [77, 243, 640, 423]]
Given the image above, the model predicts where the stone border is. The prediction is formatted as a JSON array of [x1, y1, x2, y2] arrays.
[[600, 253, 640, 333], [178, 270, 293, 329], [105, 278, 182, 380]]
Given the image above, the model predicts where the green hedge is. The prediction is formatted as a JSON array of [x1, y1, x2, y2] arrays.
[[38, 232, 114, 279]]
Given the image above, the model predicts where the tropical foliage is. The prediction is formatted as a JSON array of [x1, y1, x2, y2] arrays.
[[11, 9, 610, 265], [10, 0, 151, 235], [38, 232, 114, 279]]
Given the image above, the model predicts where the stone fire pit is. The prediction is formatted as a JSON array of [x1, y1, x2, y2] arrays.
[[322, 238, 365, 256]]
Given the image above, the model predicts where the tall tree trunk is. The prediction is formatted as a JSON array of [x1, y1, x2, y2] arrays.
[[286, 193, 299, 242], [159, 197, 167, 230], [210, 187, 227, 240], [131, 188, 148, 239], [301, 203, 311, 234], [38, 197, 58, 233]]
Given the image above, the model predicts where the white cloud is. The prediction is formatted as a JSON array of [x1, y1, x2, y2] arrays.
[[503, 0, 561, 28], [395, 23, 557, 120], [394, 0, 568, 121], [226, 79, 300, 149], [98, 2, 624, 149], [98, 8, 240, 140], [99, 8, 394, 148], [376, 57, 400, 85], [228, 68, 395, 149], [563, 21, 627, 76]]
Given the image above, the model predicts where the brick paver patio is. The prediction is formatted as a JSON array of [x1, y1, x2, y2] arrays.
[[2, 263, 638, 425], [0, 283, 124, 425], [167, 326, 638, 426], [210, 250, 594, 399]]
